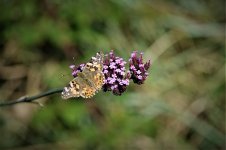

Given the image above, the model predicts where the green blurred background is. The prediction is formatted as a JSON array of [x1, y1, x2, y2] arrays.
[[0, 0, 225, 149]]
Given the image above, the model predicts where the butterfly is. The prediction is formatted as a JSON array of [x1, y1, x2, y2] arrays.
[[61, 52, 105, 99]]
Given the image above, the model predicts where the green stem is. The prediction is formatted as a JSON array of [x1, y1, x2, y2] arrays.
[[0, 88, 63, 107]]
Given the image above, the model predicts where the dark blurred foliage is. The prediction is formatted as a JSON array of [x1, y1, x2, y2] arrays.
[[0, 0, 225, 149]]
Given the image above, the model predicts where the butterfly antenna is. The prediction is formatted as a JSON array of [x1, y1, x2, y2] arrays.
[[73, 56, 78, 63], [59, 73, 71, 79]]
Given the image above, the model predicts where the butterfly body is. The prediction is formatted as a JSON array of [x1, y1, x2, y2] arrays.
[[61, 52, 105, 99]]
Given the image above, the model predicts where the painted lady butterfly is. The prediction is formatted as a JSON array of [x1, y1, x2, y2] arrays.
[[61, 52, 105, 99]]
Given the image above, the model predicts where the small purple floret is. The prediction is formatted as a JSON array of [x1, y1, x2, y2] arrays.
[[70, 63, 85, 78]]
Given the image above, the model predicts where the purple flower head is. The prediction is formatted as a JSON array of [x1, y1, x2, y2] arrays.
[[70, 63, 85, 77], [102, 50, 130, 95], [129, 51, 151, 84]]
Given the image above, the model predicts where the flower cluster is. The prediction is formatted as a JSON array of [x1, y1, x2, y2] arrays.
[[102, 50, 130, 95], [129, 51, 151, 84], [68, 50, 151, 96]]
